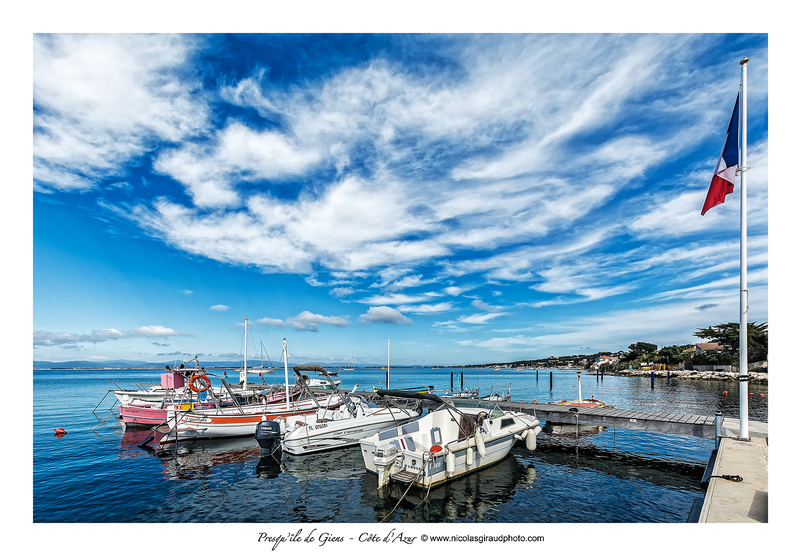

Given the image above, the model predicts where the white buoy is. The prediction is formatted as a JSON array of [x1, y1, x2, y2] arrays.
[[475, 430, 486, 457]]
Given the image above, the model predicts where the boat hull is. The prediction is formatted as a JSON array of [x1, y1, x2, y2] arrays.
[[281, 408, 419, 455], [157, 395, 343, 444], [360, 400, 540, 489], [120, 402, 203, 427]]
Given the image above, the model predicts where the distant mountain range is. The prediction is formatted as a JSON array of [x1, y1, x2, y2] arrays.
[[32, 359, 368, 369]]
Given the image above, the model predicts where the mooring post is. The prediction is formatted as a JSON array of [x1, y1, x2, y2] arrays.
[[715, 411, 723, 451], [549, 371, 553, 391], [601, 368, 603, 381], [536, 369, 538, 381], [651, 371, 655, 390]]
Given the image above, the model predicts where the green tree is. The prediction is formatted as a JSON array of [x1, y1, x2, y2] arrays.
[[623, 342, 658, 361], [693, 322, 768, 363], [654, 344, 691, 365]]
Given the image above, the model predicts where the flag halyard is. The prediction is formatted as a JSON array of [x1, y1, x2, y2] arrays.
[[701, 93, 740, 215]]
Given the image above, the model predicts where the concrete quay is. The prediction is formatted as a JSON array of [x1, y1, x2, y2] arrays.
[[697, 426, 768, 523]]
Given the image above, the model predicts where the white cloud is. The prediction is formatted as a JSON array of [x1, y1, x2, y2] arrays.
[[131, 325, 182, 337], [33, 325, 183, 347], [210, 305, 230, 311], [330, 287, 355, 298], [33, 34, 208, 192], [397, 303, 454, 314], [362, 292, 431, 306], [257, 317, 286, 328], [287, 311, 349, 332], [458, 312, 508, 325], [359, 306, 413, 325]]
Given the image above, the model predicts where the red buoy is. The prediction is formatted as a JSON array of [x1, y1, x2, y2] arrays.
[[723, 391, 728, 396], [53, 428, 67, 435]]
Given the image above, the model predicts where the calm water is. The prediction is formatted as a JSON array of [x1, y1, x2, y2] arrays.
[[33, 367, 768, 523]]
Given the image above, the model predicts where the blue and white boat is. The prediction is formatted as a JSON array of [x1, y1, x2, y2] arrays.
[[360, 390, 541, 489]]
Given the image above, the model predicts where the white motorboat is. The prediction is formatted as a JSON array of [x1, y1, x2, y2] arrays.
[[256, 365, 421, 456], [360, 390, 541, 489], [481, 384, 511, 402]]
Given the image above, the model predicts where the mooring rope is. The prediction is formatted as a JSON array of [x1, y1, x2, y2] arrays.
[[708, 474, 744, 482]]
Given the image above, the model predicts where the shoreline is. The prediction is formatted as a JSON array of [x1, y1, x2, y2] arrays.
[[602, 368, 768, 384]]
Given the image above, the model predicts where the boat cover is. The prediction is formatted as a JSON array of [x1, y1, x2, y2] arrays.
[[375, 389, 443, 404]]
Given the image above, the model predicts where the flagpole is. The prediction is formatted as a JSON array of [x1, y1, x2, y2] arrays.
[[738, 56, 749, 440]]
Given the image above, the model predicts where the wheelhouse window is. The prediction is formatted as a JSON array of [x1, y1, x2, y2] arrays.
[[500, 417, 516, 429]]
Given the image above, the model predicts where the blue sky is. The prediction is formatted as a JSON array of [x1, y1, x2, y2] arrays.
[[31, 32, 770, 367]]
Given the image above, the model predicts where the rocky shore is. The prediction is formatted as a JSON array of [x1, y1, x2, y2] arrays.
[[606, 368, 768, 384]]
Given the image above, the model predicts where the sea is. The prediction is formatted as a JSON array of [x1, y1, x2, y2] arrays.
[[31, 366, 770, 549]]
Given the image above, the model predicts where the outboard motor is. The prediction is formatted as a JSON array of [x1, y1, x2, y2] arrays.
[[255, 420, 283, 455], [373, 443, 398, 488]]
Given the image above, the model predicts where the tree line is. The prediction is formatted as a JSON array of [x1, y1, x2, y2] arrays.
[[611, 321, 768, 370]]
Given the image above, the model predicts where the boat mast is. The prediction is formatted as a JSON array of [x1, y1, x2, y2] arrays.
[[283, 338, 290, 410], [387, 339, 390, 389], [241, 316, 249, 386]]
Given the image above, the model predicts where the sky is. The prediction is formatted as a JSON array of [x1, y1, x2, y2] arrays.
[[30, 32, 771, 367]]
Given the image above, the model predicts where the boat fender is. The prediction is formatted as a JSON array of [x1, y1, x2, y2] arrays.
[[446, 450, 455, 476], [526, 425, 542, 451], [466, 445, 474, 466], [475, 430, 486, 458]]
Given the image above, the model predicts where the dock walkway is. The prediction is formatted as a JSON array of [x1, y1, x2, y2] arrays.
[[492, 400, 770, 439]]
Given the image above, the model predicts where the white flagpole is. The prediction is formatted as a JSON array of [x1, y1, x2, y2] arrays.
[[738, 57, 749, 440]]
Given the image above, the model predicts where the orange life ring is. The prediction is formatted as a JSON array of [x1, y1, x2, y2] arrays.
[[189, 374, 211, 393]]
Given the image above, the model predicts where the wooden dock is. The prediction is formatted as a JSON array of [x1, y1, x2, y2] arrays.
[[357, 391, 767, 440], [494, 400, 720, 439]]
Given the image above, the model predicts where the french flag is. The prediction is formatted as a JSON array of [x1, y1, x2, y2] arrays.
[[701, 94, 740, 215]]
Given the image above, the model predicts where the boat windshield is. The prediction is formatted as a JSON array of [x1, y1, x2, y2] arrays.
[[451, 398, 504, 418]]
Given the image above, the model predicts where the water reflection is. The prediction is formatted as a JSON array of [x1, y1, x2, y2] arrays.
[[133, 436, 262, 480], [361, 454, 537, 523]]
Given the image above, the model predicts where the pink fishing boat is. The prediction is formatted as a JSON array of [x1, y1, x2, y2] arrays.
[[120, 383, 300, 428]]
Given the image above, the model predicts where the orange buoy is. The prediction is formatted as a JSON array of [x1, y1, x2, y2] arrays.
[[759, 393, 765, 397], [53, 428, 67, 435], [750, 392, 754, 396], [723, 391, 728, 396]]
